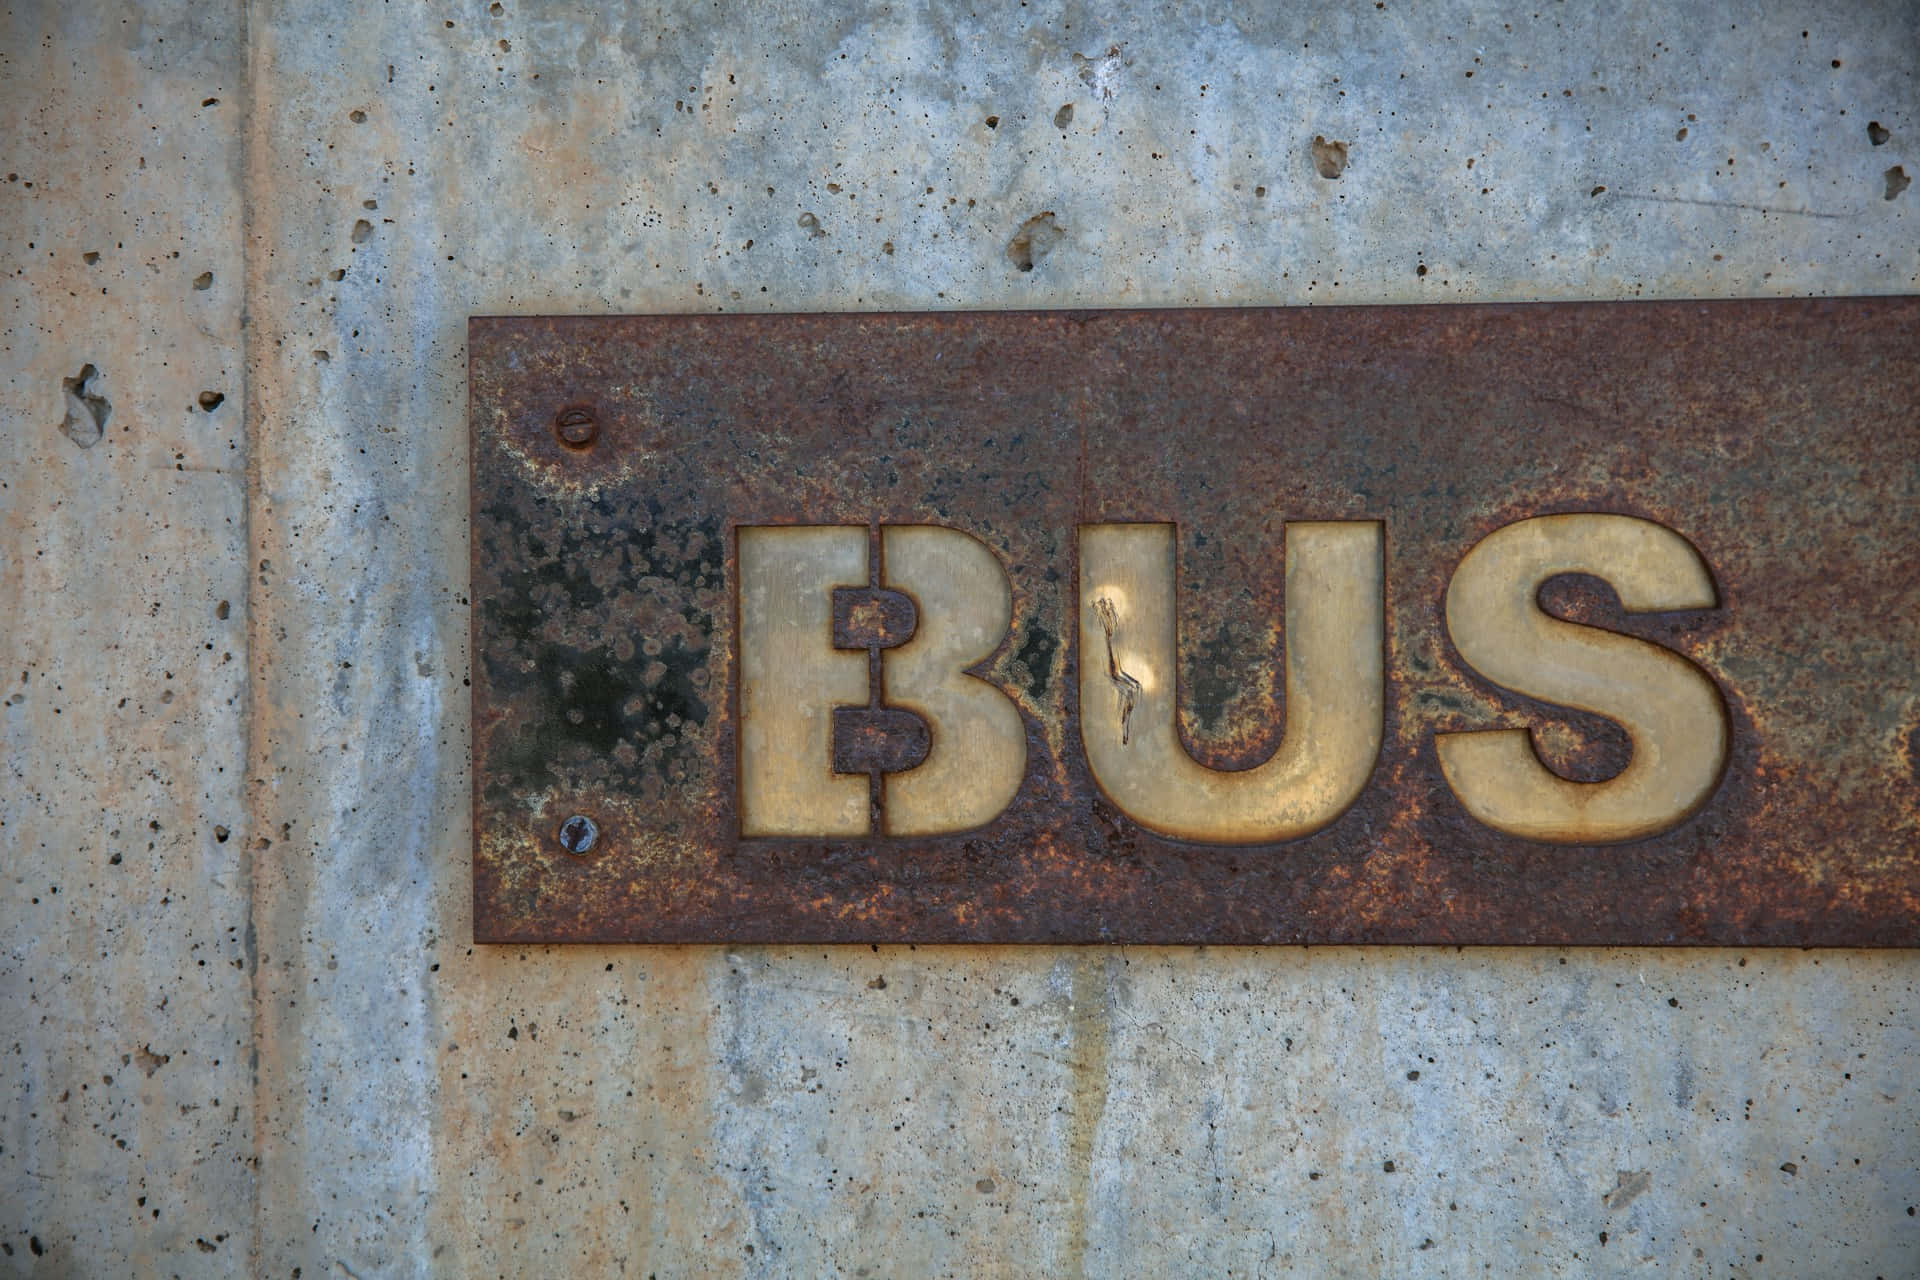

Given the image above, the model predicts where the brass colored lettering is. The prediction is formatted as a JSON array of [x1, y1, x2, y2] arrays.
[[1436, 514, 1728, 843], [881, 526, 1026, 834], [1077, 522, 1385, 844], [737, 526, 870, 836]]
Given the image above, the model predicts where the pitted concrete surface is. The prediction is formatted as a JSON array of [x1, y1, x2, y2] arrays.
[[3, 0, 1916, 1274]]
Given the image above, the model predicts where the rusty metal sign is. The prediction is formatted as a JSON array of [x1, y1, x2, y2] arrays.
[[469, 301, 1920, 945]]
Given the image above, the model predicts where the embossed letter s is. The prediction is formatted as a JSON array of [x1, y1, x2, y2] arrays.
[[1436, 514, 1728, 843]]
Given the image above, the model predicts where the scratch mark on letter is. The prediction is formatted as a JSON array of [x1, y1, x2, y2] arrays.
[[1093, 596, 1142, 745]]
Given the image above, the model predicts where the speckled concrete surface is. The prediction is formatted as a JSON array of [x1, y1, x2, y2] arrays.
[[4, 0, 1917, 1275], [1, 2, 254, 1271]]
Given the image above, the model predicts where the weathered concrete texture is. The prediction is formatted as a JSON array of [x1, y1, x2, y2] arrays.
[[0, 1, 253, 1273], [4, 0, 1917, 1275]]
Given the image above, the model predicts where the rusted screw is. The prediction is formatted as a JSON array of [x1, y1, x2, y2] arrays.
[[554, 406, 598, 450], [557, 814, 599, 855]]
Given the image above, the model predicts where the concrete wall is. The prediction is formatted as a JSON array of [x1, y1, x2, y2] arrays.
[[3, 0, 1915, 1274]]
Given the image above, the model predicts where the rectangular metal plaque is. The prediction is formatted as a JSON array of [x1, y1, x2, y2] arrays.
[[470, 301, 1919, 944]]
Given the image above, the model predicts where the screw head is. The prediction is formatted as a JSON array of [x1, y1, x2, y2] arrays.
[[557, 814, 599, 855], [554, 406, 598, 450]]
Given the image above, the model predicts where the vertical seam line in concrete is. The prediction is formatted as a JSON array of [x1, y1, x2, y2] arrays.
[[237, 0, 263, 1272], [1064, 954, 1113, 1279]]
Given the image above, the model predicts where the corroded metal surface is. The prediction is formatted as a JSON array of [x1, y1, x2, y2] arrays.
[[470, 301, 1920, 944]]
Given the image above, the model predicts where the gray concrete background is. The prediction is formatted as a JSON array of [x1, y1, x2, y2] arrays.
[[3, 0, 1916, 1274]]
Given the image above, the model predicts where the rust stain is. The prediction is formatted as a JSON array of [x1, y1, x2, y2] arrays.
[[833, 585, 917, 651], [469, 302, 1920, 944]]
